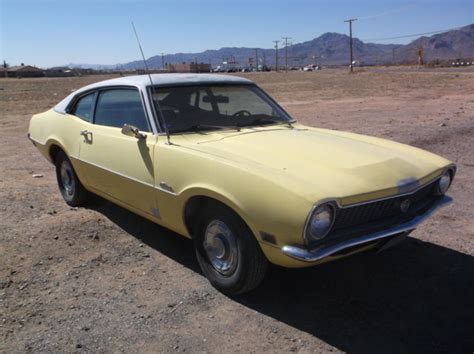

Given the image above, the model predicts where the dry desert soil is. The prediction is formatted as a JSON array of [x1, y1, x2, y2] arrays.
[[1, 68, 473, 353]]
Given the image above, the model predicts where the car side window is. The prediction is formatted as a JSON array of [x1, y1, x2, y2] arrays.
[[72, 93, 95, 122], [94, 88, 150, 132]]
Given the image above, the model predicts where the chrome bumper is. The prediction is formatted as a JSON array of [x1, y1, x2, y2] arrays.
[[282, 195, 453, 263]]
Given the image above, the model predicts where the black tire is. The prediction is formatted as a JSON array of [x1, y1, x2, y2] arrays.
[[55, 151, 90, 207], [194, 203, 268, 295]]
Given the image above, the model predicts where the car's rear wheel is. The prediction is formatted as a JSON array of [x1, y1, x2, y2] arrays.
[[194, 203, 268, 295], [55, 151, 90, 206]]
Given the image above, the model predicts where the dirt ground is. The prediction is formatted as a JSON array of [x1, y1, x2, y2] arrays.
[[1, 68, 473, 353]]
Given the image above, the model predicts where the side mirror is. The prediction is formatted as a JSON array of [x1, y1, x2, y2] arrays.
[[121, 124, 146, 139]]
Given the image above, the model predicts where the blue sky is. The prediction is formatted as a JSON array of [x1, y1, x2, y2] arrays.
[[1, 0, 472, 67]]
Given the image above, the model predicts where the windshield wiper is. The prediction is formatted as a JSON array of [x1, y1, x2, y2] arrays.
[[237, 117, 290, 127], [172, 124, 239, 133]]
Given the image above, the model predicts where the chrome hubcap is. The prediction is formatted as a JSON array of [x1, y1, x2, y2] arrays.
[[60, 161, 74, 196], [203, 220, 238, 276]]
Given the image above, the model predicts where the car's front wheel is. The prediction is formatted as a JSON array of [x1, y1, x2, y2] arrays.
[[194, 204, 268, 295], [55, 151, 90, 206]]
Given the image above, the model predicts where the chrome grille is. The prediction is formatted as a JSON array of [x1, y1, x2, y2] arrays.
[[333, 180, 438, 231]]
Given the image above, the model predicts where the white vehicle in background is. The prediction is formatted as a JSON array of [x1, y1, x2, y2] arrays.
[[349, 60, 359, 68], [303, 64, 320, 72]]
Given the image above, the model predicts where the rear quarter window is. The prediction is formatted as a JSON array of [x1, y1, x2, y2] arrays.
[[71, 92, 96, 122]]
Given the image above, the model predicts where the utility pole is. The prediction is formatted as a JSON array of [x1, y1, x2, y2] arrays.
[[282, 37, 292, 72], [417, 48, 424, 66], [161, 53, 165, 70], [344, 18, 357, 73], [273, 40, 280, 72], [255, 48, 259, 71]]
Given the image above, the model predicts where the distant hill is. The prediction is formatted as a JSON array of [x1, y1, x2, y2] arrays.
[[120, 32, 402, 69], [68, 24, 474, 69], [275, 32, 401, 66], [394, 24, 474, 62]]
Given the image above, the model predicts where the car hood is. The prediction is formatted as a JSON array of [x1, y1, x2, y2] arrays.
[[181, 126, 450, 205]]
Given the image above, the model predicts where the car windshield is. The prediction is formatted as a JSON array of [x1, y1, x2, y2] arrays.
[[150, 84, 293, 133]]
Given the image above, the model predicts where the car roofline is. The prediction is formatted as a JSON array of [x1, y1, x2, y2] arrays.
[[53, 74, 253, 115]]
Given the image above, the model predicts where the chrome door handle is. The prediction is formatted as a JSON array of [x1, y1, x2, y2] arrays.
[[80, 130, 91, 136], [80, 130, 93, 143]]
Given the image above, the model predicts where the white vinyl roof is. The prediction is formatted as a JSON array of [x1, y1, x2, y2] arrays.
[[54, 73, 254, 114]]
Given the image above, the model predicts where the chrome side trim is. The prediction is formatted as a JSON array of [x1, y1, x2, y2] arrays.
[[283, 195, 452, 263], [138, 87, 158, 135]]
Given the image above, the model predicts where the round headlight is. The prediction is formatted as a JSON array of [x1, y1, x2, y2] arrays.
[[305, 203, 335, 244], [435, 170, 452, 195]]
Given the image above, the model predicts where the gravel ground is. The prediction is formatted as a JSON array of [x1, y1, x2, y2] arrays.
[[1, 69, 473, 353]]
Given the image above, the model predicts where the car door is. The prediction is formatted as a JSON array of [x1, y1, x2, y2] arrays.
[[62, 91, 97, 180], [78, 87, 158, 216]]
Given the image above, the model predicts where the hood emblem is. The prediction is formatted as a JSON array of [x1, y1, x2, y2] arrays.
[[400, 199, 411, 213], [397, 177, 419, 194]]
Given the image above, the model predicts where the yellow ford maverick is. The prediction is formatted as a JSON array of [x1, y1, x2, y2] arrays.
[[28, 74, 455, 294]]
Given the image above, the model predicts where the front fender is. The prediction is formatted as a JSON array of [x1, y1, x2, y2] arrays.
[[177, 184, 314, 267], [157, 171, 313, 262]]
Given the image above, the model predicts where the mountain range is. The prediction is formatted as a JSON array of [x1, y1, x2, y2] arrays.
[[68, 24, 474, 69]]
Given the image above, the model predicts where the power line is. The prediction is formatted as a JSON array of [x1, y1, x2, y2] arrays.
[[357, 5, 415, 21], [363, 25, 465, 42], [344, 18, 357, 73]]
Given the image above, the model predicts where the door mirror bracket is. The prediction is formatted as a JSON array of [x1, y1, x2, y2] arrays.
[[121, 124, 147, 139]]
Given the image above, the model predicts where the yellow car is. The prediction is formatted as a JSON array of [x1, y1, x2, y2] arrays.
[[28, 74, 455, 294]]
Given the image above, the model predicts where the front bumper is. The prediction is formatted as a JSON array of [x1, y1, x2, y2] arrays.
[[282, 195, 452, 263]]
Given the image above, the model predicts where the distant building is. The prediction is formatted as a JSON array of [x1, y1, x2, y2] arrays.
[[1, 64, 44, 78], [74, 68, 95, 76], [168, 62, 211, 73], [45, 66, 75, 77]]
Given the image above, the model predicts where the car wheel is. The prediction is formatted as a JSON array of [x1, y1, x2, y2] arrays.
[[55, 151, 90, 206], [194, 203, 268, 295]]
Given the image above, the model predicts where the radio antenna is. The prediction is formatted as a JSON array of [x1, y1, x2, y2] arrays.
[[131, 21, 171, 144]]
